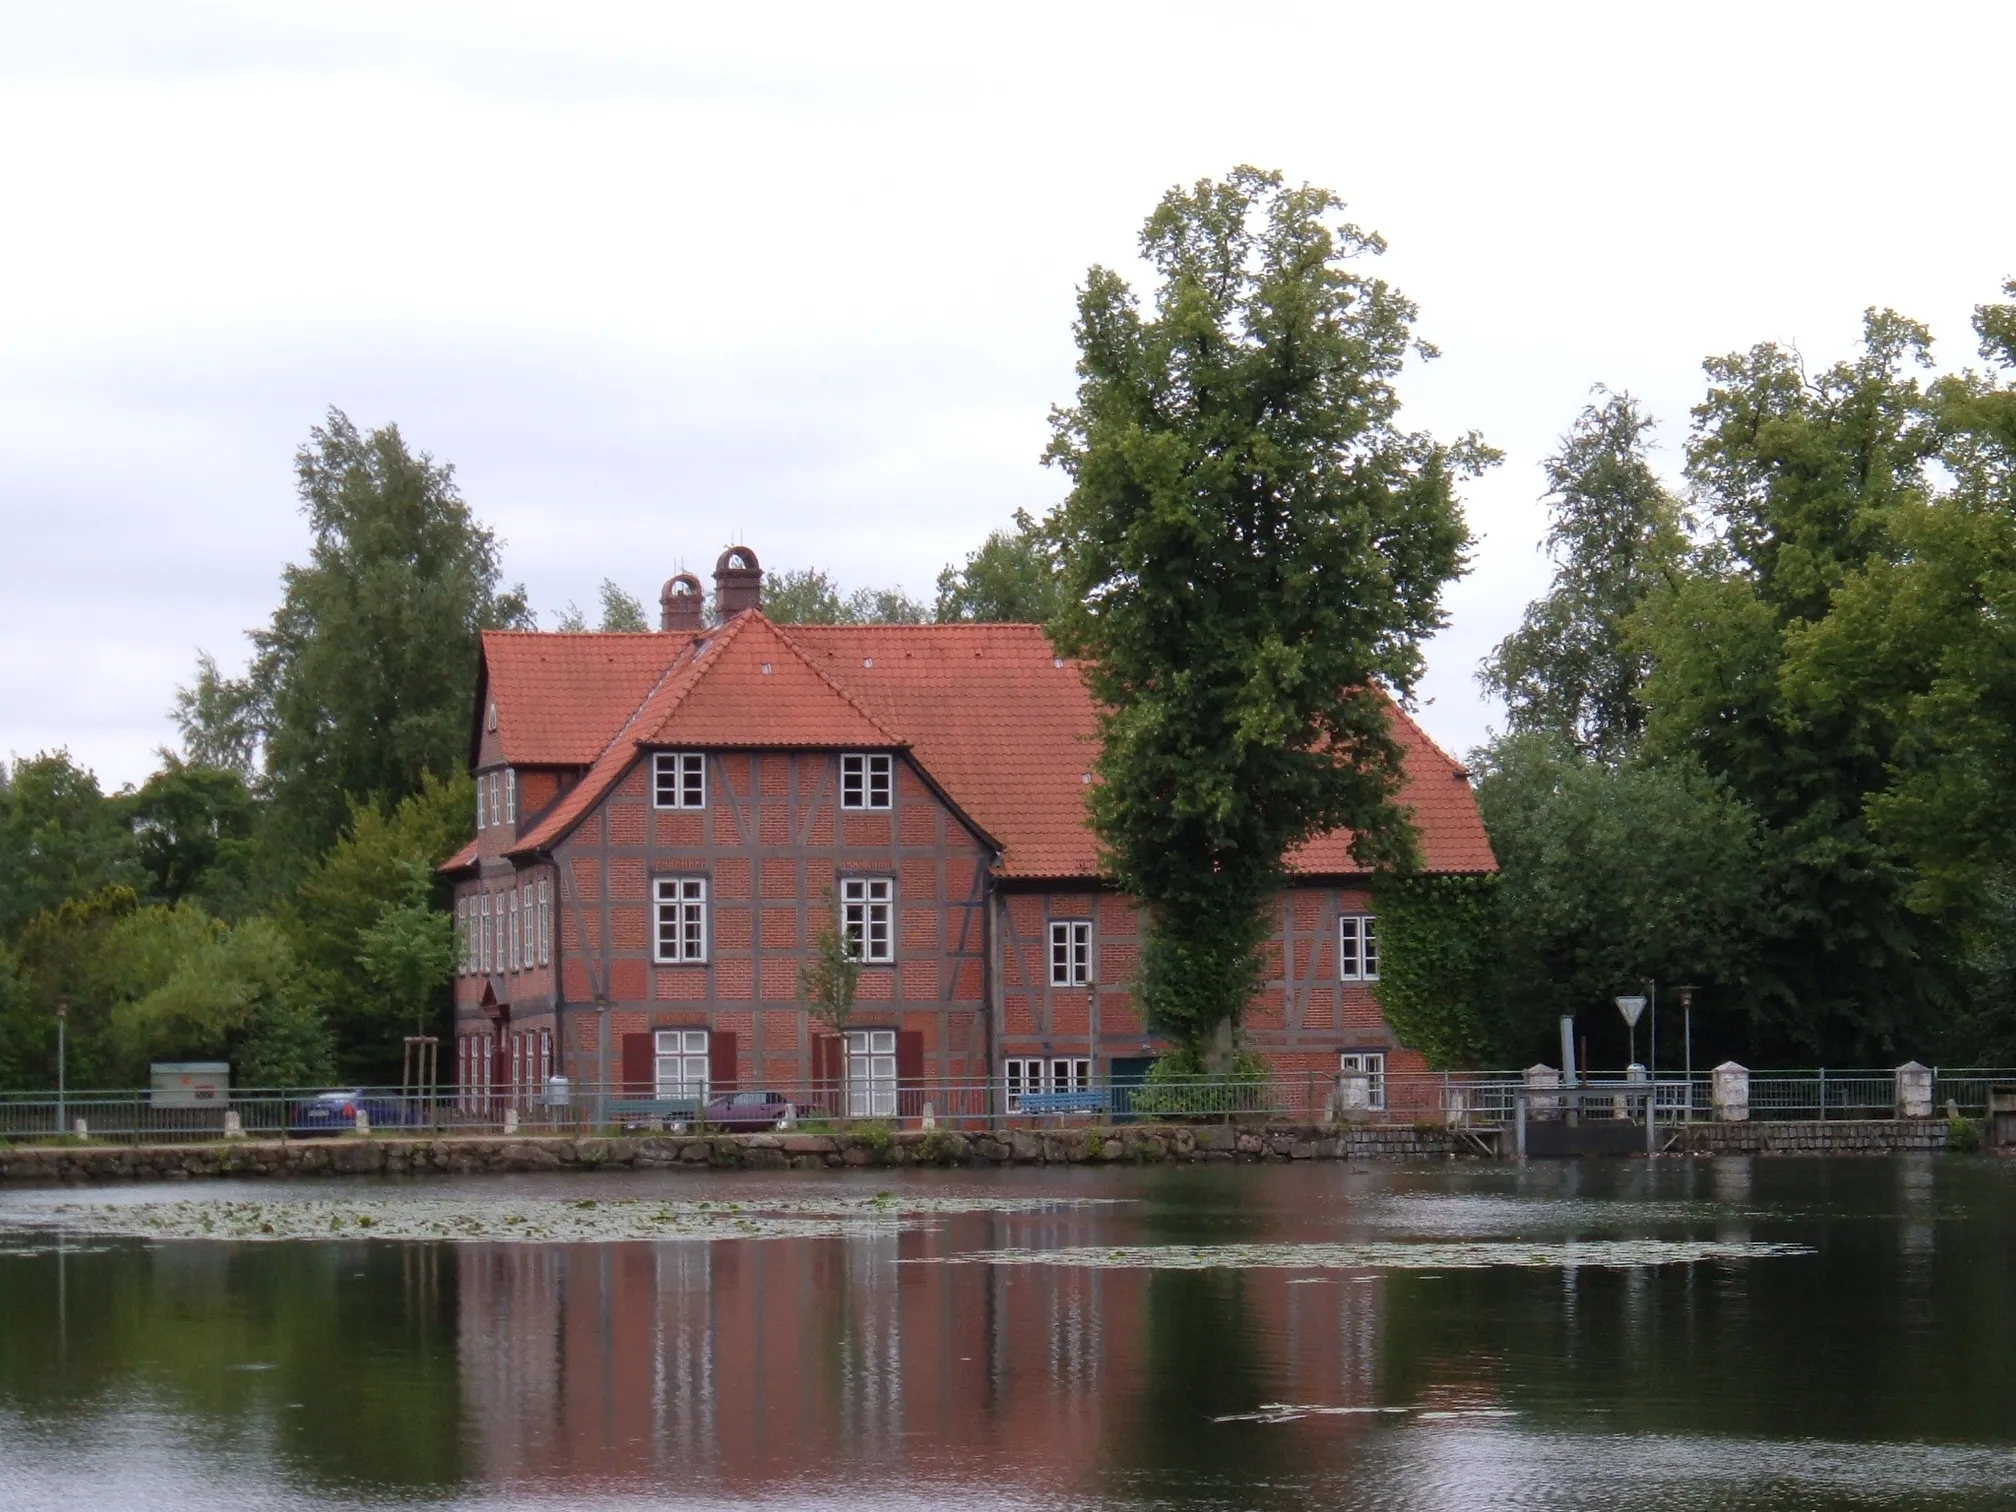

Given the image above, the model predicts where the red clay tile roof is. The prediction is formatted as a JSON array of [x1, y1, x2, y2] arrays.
[[479, 610, 1496, 878], [479, 631, 685, 767], [441, 839, 478, 874]]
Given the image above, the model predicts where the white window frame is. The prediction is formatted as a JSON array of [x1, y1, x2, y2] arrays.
[[475, 778, 486, 830], [840, 877, 894, 963], [839, 752, 892, 810], [1340, 1051, 1387, 1111], [504, 768, 516, 823], [521, 883, 534, 970], [536, 876, 551, 966], [488, 772, 501, 829], [654, 1029, 709, 1102], [654, 877, 708, 963], [455, 898, 467, 975], [845, 1028, 897, 1117], [479, 895, 493, 973], [1004, 1057, 1044, 1112], [508, 891, 521, 972], [1049, 920, 1092, 986], [1339, 914, 1379, 981], [653, 751, 707, 809]]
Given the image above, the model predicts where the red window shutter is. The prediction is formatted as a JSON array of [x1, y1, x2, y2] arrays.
[[710, 1030, 738, 1093], [897, 1029, 925, 1118], [620, 1032, 654, 1098], [811, 1033, 840, 1116]]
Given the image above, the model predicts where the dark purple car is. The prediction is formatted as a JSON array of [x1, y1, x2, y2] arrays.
[[702, 1091, 796, 1129]]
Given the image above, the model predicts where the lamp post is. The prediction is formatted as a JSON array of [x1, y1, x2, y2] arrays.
[[55, 995, 68, 1134], [1675, 985, 1697, 1121]]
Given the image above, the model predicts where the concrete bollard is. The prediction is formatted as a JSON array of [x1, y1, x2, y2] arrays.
[[1711, 1062, 1750, 1122], [1896, 1061, 1933, 1120], [354, 1107, 371, 1136], [1525, 1064, 1561, 1121], [223, 1111, 245, 1139], [1444, 1084, 1469, 1129], [503, 1107, 519, 1136], [73, 1118, 88, 1138], [920, 1102, 936, 1132]]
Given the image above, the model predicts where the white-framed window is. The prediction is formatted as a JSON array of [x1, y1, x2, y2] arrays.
[[478, 895, 492, 973], [1005, 1058, 1041, 1112], [1049, 920, 1092, 986], [504, 768, 516, 823], [536, 876, 551, 966], [1051, 1057, 1092, 1093], [475, 778, 486, 830], [454, 898, 467, 975], [654, 751, 706, 809], [840, 877, 894, 963], [488, 772, 501, 830], [845, 1028, 897, 1117], [508, 892, 521, 971], [655, 1029, 709, 1101], [1339, 1051, 1387, 1111], [655, 877, 708, 962], [1339, 914, 1379, 981], [840, 752, 892, 810], [1004, 1057, 1089, 1111]]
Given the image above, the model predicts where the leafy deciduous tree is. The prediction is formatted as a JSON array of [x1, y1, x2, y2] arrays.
[[1043, 166, 1487, 1060], [935, 509, 1066, 623]]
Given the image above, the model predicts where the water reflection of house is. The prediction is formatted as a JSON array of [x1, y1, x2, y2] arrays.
[[455, 1220, 1408, 1492]]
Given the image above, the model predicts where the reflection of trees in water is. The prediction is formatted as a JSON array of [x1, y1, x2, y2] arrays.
[[0, 1237, 464, 1490]]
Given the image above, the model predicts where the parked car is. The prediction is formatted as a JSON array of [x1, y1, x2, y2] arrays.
[[287, 1091, 423, 1138], [701, 1091, 796, 1129]]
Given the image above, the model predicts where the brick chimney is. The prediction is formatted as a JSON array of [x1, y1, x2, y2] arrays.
[[713, 545, 763, 618], [659, 572, 703, 631]]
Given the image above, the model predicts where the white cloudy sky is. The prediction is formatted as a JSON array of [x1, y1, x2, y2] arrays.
[[2, 0, 2011, 791]]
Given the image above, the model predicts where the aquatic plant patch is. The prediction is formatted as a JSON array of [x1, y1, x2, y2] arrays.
[[913, 1239, 1814, 1271], [0, 1192, 1128, 1246]]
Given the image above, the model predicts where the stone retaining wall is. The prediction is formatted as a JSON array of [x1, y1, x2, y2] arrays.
[[1671, 1118, 1952, 1155], [0, 1122, 1467, 1184]]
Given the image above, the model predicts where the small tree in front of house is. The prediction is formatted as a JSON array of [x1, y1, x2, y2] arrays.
[[799, 887, 859, 1107]]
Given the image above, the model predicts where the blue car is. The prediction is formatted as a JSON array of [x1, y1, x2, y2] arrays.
[[287, 1090, 422, 1138]]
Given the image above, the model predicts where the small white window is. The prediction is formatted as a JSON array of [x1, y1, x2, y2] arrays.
[[840, 752, 892, 809], [454, 898, 467, 975], [1340, 1051, 1387, 1111], [655, 877, 708, 962], [488, 772, 501, 828], [504, 768, 516, 823], [1049, 920, 1092, 986], [845, 1028, 897, 1117], [508, 892, 521, 972], [1051, 1057, 1091, 1093], [475, 777, 485, 830], [536, 877, 551, 966], [655, 1029, 709, 1101], [1005, 1057, 1044, 1112], [1339, 914, 1379, 981], [840, 877, 894, 963], [654, 751, 706, 809], [521, 883, 534, 968], [478, 895, 492, 973]]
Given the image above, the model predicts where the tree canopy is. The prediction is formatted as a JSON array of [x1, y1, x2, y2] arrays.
[[1043, 166, 1487, 1058]]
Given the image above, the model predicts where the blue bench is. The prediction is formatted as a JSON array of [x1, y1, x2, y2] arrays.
[[1017, 1090, 1111, 1116]]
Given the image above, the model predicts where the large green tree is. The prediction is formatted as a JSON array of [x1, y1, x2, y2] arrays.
[[1043, 167, 1487, 1058], [1637, 309, 1963, 1060], [1480, 390, 1685, 763], [0, 752, 142, 941], [176, 409, 529, 863], [761, 567, 929, 625]]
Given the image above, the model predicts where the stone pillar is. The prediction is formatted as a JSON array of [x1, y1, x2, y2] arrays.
[[503, 1107, 519, 1136], [1337, 1071, 1373, 1124], [1525, 1064, 1561, 1121], [354, 1107, 371, 1136], [1896, 1061, 1934, 1119], [223, 1110, 244, 1139], [1711, 1061, 1749, 1122]]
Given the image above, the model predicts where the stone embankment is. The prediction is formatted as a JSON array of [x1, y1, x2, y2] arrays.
[[0, 1122, 1463, 1184], [1671, 1118, 1953, 1155]]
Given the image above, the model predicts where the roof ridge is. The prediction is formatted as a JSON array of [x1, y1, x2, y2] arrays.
[[758, 616, 906, 745]]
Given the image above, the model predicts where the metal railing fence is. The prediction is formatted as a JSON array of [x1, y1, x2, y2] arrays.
[[3, 1067, 2010, 1145]]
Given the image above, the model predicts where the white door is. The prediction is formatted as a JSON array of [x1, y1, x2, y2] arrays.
[[845, 1029, 897, 1117]]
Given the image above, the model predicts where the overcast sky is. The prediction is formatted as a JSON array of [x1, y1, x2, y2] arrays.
[[2, 0, 2011, 792]]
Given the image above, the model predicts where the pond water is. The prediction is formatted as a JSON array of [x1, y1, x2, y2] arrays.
[[2, 1157, 2014, 1511]]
